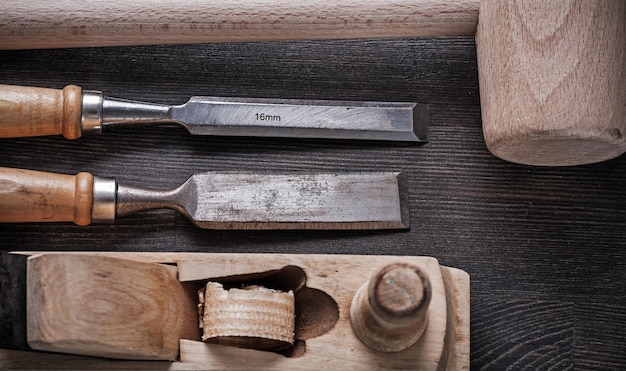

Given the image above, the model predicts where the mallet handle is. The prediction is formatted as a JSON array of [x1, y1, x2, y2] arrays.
[[0, 0, 479, 50]]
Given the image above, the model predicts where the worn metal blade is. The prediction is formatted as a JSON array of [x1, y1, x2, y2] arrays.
[[180, 171, 409, 229], [170, 97, 427, 142]]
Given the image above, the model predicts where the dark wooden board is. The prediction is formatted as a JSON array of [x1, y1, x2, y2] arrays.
[[1, 37, 626, 369]]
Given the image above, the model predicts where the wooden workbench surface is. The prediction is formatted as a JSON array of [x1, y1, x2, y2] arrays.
[[1, 37, 626, 369]]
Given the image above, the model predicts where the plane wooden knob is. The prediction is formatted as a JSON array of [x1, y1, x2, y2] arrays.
[[350, 263, 432, 352]]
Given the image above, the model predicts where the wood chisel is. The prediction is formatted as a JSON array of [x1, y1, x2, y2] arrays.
[[0, 84, 428, 142], [0, 167, 409, 230]]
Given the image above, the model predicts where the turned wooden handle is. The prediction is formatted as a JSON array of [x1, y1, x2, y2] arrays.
[[0, 167, 94, 225], [0, 85, 83, 139], [0, 0, 479, 49], [350, 263, 431, 352]]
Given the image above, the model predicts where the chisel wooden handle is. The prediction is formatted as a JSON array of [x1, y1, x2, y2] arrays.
[[0, 85, 83, 139], [0, 167, 94, 225]]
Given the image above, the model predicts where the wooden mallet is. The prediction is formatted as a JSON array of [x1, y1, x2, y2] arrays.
[[0, 0, 624, 165]]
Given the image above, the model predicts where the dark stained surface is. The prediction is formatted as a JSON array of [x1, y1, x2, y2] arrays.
[[1, 37, 626, 369]]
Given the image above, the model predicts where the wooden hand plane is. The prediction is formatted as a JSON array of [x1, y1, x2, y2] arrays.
[[5, 252, 469, 370]]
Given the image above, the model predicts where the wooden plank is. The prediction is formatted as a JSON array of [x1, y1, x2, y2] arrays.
[[1, 36, 625, 368]]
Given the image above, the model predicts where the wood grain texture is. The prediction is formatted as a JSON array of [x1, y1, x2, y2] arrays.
[[0, 37, 625, 368], [0, 0, 478, 49], [476, 0, 626, 166], [0, 85, 82, 139], [27, 254, 199, 360], [0, 168, 94, 225], [0, 253, 27, 351], [472, 298, 574, 368]]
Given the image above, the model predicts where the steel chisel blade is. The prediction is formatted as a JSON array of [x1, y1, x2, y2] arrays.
[[168, 97, 427, 142]]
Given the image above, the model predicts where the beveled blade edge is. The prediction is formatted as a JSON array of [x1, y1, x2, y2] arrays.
[[397, 171, 411, 229], [413, 104, 429, 142], [192, 220, 409, 230], [187, 125, 419, 142]]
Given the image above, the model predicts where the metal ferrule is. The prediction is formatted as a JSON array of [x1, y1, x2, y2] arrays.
[[81, 90, 104, 134], [92, 176, 117, 224], [101, 97, 171, 128]]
